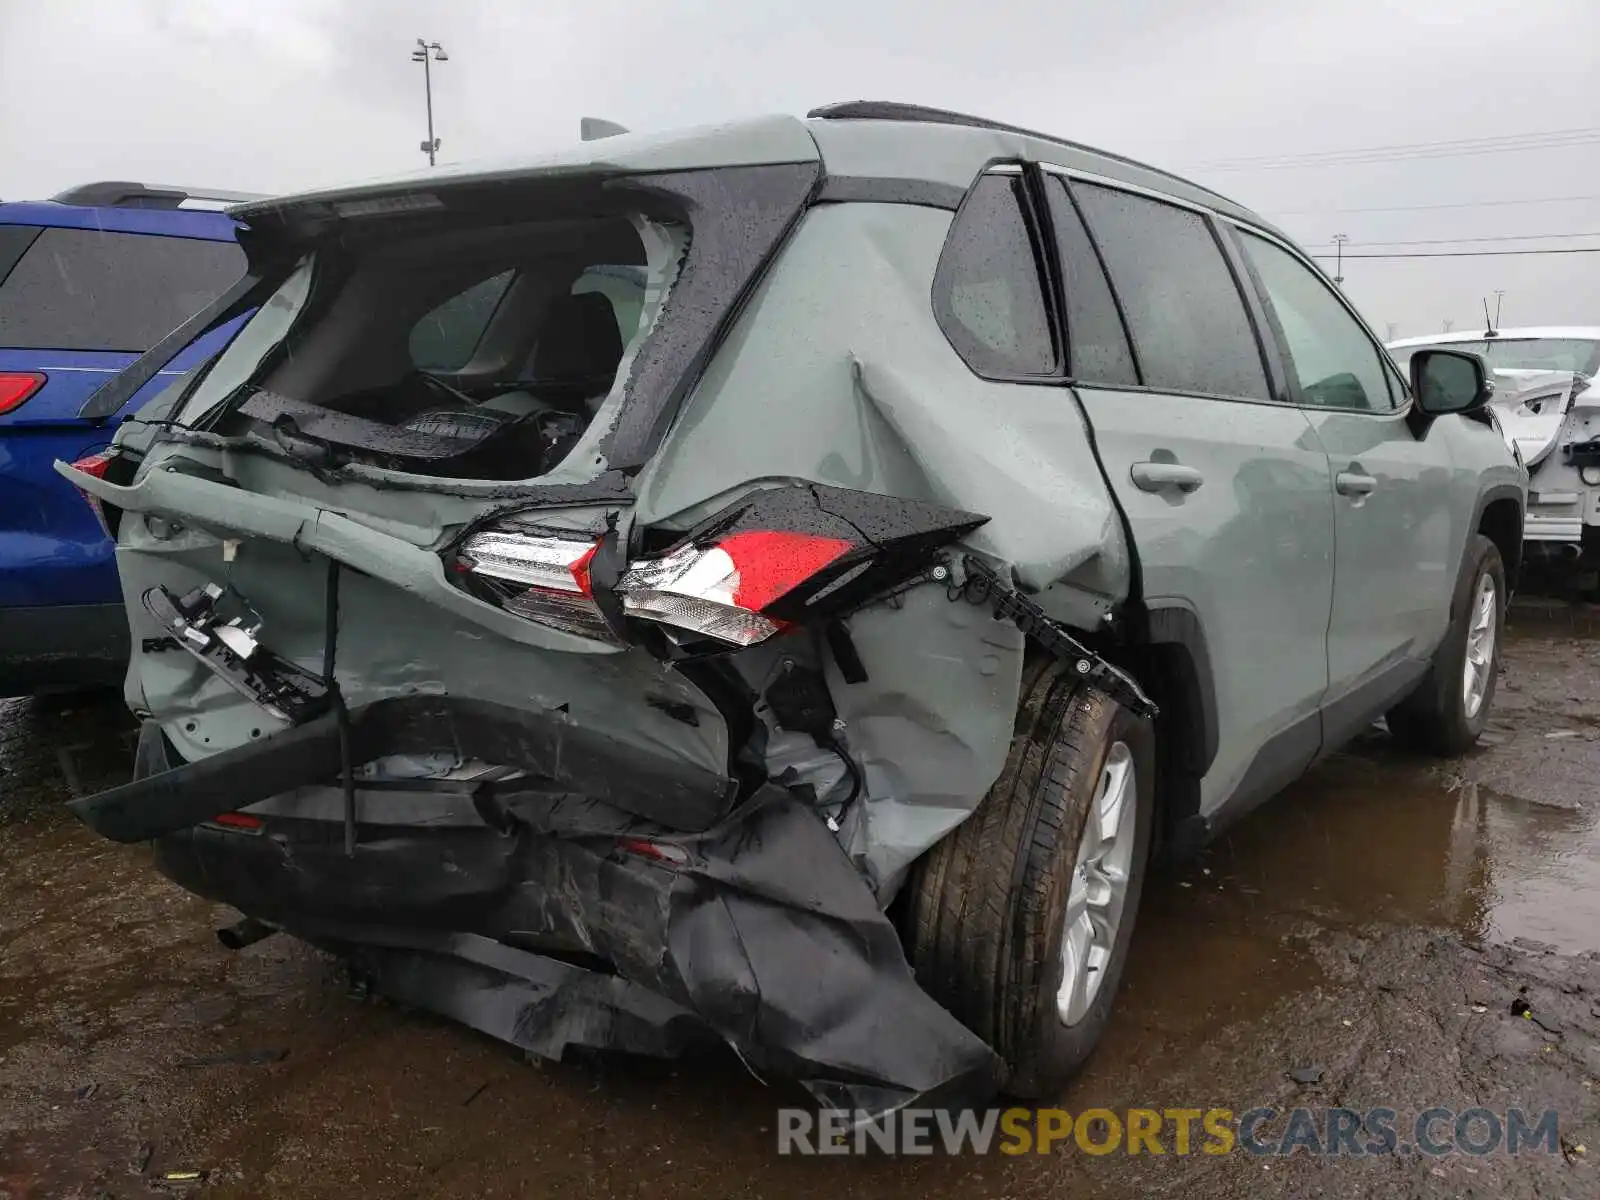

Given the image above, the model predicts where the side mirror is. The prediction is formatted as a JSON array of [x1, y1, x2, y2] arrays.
[[1410, 348, 1493, 417]]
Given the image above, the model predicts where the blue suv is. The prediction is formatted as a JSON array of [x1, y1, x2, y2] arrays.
[[0, 181, 254, 695]]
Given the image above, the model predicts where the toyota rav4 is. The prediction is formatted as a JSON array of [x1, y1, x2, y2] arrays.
[[62, 103, 1525, 1118]]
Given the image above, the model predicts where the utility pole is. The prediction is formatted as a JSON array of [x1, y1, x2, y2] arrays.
[[1442, 319, 1455, 333], [411, 38, 448, 166], [1493, 289, 1505, 329], [1332, 234, 1349, 288]]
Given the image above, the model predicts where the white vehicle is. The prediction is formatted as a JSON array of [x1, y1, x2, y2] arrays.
[[1390, 328, 1600, 561]]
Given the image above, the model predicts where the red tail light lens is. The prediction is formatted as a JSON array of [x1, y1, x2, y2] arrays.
[[69, 451, 118, 537], [210, 812, 263, 832], [0, 371, 46, 415], [617, 836, 690, 866]]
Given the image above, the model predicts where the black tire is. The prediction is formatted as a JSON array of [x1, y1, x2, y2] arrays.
[[1387, 534, 1506, 756], [902, 658, 1155, 1099]]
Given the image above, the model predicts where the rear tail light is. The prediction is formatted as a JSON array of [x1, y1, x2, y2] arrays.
[[209, 812, 263, 832], [69, 451, 117, 537], [455, 528, 848, 647], [617, 836, 690, 866], [0, 371, 46, 415], [451, 485, 988, 649], [455, 531, 612, 640], [616, 531, 852, 646]]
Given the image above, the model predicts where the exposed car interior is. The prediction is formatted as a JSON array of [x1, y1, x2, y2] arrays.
[[212, 215, 657, 480]]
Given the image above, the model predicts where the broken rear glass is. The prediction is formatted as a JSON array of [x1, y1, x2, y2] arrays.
[[175, 209, 683, 482]]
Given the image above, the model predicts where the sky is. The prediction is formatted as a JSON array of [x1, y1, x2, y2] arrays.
[[1, 0, 1596, 338]]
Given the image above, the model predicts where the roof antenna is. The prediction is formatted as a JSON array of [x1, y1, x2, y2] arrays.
[[1483, 296, 1494, 337]]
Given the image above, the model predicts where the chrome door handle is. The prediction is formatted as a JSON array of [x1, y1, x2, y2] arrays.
[[1335, 471, 1377, 497], [1130, 461, 1204, 493]]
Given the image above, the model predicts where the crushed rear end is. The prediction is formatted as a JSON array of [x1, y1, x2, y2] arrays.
[[59, 117, 1132, 1115]]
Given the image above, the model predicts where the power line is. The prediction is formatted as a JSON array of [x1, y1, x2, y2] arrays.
[[1217, 125, 1600, 161], [1196, 127, 1600, 168], [1299, 230, 1600, 249], [1306, 247, 1600, 260], [1192, 128, 1600, 172], [1266, 193, 1600, 217]]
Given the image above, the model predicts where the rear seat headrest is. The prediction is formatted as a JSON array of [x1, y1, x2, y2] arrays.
[[531, 292, 624, 385]]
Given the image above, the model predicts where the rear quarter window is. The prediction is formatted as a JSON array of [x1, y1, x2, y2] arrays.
[[932, 173, 1057, 377], [0, 227, 243, 352]]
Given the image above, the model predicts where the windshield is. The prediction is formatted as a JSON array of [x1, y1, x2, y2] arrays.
[[1389, 338, 1600, 377]]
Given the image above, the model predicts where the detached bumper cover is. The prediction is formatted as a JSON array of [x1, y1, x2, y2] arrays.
[[69, 694, 740, 842], [74, 711, 1002, 1114]]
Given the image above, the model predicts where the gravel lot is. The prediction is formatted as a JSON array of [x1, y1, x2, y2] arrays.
[[2, 602, 1596, 1199]]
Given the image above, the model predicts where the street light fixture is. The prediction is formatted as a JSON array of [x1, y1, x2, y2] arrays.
[[411, 38, 447, 167], [1332, 233, 1349, 288]]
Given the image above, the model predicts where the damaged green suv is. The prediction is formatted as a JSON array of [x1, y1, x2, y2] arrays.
[[63, 102, 1525, 1118]]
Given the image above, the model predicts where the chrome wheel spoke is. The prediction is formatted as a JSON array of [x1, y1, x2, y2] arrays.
[[1057, 741, 1137, 1027], [1461, 573, 1497, 719]]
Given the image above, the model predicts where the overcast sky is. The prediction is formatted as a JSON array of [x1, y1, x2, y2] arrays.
[[2, 0, 1595, 337]]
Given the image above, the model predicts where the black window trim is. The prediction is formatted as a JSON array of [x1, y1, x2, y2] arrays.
[[930, 160, 1069, 386], [1220, 216, 1416, 419], [1037, 169, 1145, 388], [1040, 163, 1284, 408], [0, 224, 43, 291]]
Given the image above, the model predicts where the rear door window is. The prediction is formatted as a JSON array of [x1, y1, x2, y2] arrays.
[[0, 227, 243, 352], [932, 172, 1057, 377], [1072, 183, 1270, 401]]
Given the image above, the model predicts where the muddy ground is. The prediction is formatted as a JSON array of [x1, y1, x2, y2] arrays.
[[1, 603, 1596, 1199]]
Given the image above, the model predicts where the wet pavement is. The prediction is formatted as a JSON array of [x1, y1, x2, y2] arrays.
[[1, 603, 1597, 1198]]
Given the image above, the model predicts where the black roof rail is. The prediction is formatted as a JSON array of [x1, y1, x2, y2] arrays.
[[806, 101, 1240, 209], [49, 181, 268, 210]]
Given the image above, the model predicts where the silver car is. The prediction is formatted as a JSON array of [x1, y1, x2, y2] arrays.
[[64, 102, 1524, 1118]]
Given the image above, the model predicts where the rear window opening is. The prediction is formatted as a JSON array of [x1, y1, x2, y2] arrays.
[[184, 207, 684, 482]]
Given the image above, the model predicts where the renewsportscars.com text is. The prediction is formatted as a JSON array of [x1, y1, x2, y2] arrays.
[[777, 1106, 1562, 1157]]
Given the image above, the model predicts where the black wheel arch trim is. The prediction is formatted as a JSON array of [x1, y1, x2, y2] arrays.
[[1468, 483, 1525, 596], [1138, 599, 1220, 777]]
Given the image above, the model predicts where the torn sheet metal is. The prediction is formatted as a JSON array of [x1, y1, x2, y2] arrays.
[[632, 199, 1130, 898], [128, 725, 999, 1117], [1487, 369, 1582, 467]]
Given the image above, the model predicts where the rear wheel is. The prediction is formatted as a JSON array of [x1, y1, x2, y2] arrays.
[[903, 659, 1155, 1098], [1388, 534, 1506, 756]]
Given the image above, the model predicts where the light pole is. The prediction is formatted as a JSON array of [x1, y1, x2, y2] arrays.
[[1332, 233, 1349, 288], [411, 38, 448, 166]]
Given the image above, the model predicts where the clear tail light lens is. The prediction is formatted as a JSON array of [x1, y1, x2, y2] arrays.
[[455, 531, 616, 641]]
